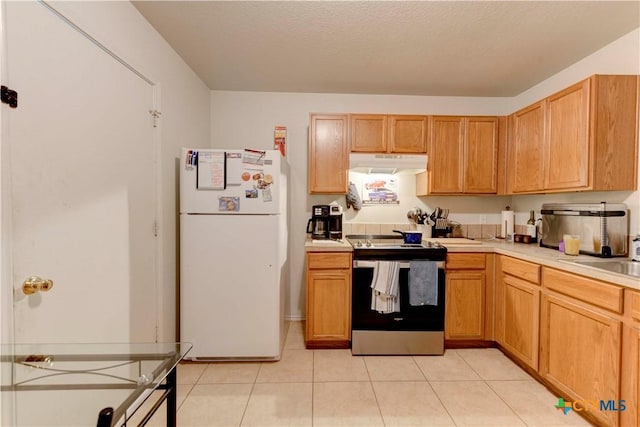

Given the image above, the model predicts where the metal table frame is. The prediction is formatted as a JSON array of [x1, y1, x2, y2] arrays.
[[1, 343, 191, 427]]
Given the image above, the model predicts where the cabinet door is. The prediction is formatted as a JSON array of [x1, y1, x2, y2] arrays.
[[350, 114, 387, 152], [621, 324, 640, 427], [464, 117, 498, 193], [429, 116, 464, 194], [388, 115, 427, 153], [501, 275, 540, 370], [540, 294, 621, 427], [621, 291, 640, 427], [545, 80, 590, 190], [508, 102, 545, 193], [309, 114, 348, 193], [306, 269, 351, 344], [445, 270, 485, 339]]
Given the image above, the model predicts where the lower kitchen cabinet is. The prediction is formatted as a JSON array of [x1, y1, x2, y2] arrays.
[[495, 256, 541, 370], [621, 290, 640, 427], [305, 252, 352, 348], [540, 267, 623, 427], [445, 253, 493, 341]]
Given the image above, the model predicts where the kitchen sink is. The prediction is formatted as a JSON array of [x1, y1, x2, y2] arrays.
[[569, 259, 640, 278]]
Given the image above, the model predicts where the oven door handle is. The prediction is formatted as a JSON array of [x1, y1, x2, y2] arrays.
[[353, 260, 445, 269]]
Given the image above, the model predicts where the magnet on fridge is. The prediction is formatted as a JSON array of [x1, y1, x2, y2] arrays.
[[186, 150, 194, 169], [219, 197, 240, 211], [262, 188, 272, 202]]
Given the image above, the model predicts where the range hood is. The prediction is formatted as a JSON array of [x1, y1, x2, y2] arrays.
[[349, 153, 427, 174]]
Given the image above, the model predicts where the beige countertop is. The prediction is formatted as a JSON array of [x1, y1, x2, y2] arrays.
[[305, 237, 640, 290], [304, 239, 353, 252]]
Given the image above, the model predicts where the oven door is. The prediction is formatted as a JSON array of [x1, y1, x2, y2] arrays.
[[351, 260, 445, 331]]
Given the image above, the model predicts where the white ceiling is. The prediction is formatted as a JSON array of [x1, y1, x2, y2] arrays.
[[132, 1, 640, 97]]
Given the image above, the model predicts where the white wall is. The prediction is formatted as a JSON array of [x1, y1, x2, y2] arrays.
[[3, 1, 211, 342], [211, 28, 640, 320]]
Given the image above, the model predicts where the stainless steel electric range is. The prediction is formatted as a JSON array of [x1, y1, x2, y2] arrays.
[[345, 235, 447, 355]]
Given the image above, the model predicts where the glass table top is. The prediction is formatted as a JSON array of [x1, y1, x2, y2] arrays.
[[1, 342, 192, 426]]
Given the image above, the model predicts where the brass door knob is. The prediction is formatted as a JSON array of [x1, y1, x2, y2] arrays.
[[22, 276, 54, 295]]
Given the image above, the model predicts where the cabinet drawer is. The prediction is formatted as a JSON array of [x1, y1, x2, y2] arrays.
[[307, 253, 351, 270], [446, 253, 485, 270], [542, 267, 623, 314], [500, 256, 540, 284]]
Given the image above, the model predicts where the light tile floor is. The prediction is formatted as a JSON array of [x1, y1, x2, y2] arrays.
[[136, 321, 593, 426]]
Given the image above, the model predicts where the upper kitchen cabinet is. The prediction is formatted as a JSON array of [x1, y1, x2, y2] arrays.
[[507, 101, 546, 193], [388, 115, 428, 153], [349, 114, 428, 153], [350, 114, 387, 152], [422, 116, 500, 195], [309, 114, 349, 194], [507, 74, 639, 194]]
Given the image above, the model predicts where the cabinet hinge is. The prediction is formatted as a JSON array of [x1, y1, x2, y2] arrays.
[[1, 86, 18, 108], [153, 221, 159, 237], [149, 109, 161, 127]]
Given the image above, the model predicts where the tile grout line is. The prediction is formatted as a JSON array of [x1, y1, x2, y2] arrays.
[[484, 380, 529, 426], [363, 356, 387, 426], [412, 355, 460, 426], [311, 348, 315, 427], [237, 362, 260, 426], [175, 362, 209, 422], [239, 320, 293, 426], [455, 349, 532, 426]]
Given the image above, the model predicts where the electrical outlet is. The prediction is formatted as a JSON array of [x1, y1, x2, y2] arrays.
[[479, 215, 487, 224]]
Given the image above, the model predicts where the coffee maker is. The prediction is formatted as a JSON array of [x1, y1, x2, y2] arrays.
[[307, 205, 331, 239]]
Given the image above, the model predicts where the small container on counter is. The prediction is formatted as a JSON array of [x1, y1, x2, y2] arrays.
[[514, 234, 537, 244]]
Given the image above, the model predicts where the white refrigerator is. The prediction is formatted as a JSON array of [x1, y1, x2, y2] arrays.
[[179, 148, 287, 361]]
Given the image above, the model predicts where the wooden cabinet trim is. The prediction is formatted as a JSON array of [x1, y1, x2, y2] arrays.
[[308, 114, 349, 194], [506, 74, 639, 195], [501, 275, 540, 369], [544, 79, 591, 190], [428, 116, 464, 194], [620, 323, 640, 427], [305, 252, 352, 347], [388, 115, 428, 153], [446, 253, 485, 269], [464, 116, 499, 194], [507, 101, 546, 194], [349, 114, 387, 152], [631, 291, 640, 322], [306, 269, 351, 341], [445, 270, 486, 340], [540, 293, 622, 427], [592, 75, 639, 191], [542, 267, 624, 314], [307, 252, 351, 270], [500, 256, 540, 284]]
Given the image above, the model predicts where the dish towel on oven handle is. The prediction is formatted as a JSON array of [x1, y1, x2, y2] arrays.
[[408, 260, 438, 306], [370, 261, 400, 313]]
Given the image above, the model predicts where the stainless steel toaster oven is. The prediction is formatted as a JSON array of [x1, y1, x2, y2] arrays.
[[540, 202, 628, 257]]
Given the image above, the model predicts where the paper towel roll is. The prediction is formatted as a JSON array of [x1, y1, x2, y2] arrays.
[[501, 210, 515, 241]]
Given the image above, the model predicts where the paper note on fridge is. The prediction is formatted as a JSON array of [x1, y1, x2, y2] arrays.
[[197, 151, 226, 190], [225, 152, 243, 185]]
